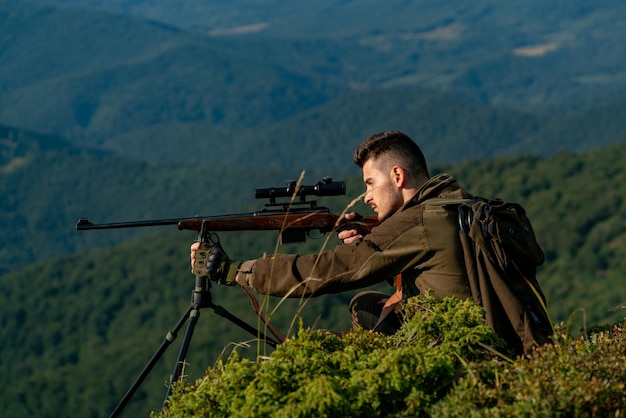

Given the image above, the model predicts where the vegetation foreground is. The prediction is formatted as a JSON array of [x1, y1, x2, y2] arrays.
[[155, 296, 626, 417]]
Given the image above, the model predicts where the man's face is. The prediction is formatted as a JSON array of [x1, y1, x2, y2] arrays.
[[362, 158, 404, 221]]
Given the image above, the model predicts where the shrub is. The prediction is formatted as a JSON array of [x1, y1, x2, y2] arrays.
[[153, 296, 626, 417], [432, 323, 626, 417], [154, 295, 501, 417]]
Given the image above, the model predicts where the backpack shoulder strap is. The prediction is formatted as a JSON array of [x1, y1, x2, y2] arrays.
[[421, 197, 477, 233]]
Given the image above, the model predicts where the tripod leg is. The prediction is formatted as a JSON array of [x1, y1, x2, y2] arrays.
[[210, 303, 278, 348], [163, 306, 201, 405], [109, 306, 193, 418]]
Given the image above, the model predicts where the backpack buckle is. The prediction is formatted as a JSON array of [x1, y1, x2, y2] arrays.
[[458, 205, 473, 233]]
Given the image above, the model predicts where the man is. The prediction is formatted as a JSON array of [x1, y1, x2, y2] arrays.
[[191, 131, 473, 334]]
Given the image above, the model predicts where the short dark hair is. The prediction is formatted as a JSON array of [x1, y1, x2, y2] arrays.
[[353, 131, 429, 178]]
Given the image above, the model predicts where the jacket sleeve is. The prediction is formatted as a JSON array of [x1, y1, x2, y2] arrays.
[[237, 205, 432, 297]]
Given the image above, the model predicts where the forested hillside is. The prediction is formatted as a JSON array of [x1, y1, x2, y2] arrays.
[[0, 124, 352, 274], [17, 0, 626, 113], [0, 1, 344, 144], [2, 139, 626, 418], [2, 0, 626, 170]]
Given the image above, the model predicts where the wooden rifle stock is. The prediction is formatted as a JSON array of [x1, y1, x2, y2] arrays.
[[177, 209, 379, 243]]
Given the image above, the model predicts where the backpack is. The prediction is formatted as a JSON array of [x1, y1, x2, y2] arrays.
[[429, 197, 554, 355]]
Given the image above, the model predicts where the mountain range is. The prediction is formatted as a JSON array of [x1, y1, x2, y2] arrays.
[[2, 0, 626, 173]]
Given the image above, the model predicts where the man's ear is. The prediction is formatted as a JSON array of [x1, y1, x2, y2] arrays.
[[390, 166, 406, 187]]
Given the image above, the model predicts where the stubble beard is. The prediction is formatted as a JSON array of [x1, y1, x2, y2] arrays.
[[378, 188, 404, 222]]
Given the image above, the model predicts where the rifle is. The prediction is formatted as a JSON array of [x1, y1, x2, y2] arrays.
[[76, 177, 379, 243]]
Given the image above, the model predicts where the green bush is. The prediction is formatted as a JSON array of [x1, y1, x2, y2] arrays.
[[154, 296, 626, 417], [433, 323, 626, 417], [154, 295, 504, 417]]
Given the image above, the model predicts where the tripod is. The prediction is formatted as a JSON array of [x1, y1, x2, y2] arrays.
[[109, 270, 279, 418]]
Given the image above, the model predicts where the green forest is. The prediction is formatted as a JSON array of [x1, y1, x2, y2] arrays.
[[3, 0, 626, 172]]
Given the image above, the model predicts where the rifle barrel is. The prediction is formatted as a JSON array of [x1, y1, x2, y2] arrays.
[[76, 217, 183, 230]]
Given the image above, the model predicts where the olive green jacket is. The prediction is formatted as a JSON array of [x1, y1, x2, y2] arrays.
[[236, 173, 472, 300]]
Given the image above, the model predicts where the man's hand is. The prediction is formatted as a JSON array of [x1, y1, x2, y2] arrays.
[[337, 212, 364, 244], [190, 240, 238, 285], [190, 241, 202, 271]]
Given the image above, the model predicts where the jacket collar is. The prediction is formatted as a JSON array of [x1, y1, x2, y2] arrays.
[[402, 173, 463, 210]]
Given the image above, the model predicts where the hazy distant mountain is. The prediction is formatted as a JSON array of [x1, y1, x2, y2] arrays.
[[3, 0, 626, 157], [17, 0, 626, 109]]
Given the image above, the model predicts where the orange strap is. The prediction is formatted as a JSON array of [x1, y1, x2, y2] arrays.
[[373, 273, 403, 331], [240, 285, 287, 343]]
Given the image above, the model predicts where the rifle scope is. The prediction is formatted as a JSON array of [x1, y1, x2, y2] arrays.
[[255, 177, 345, 199]]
